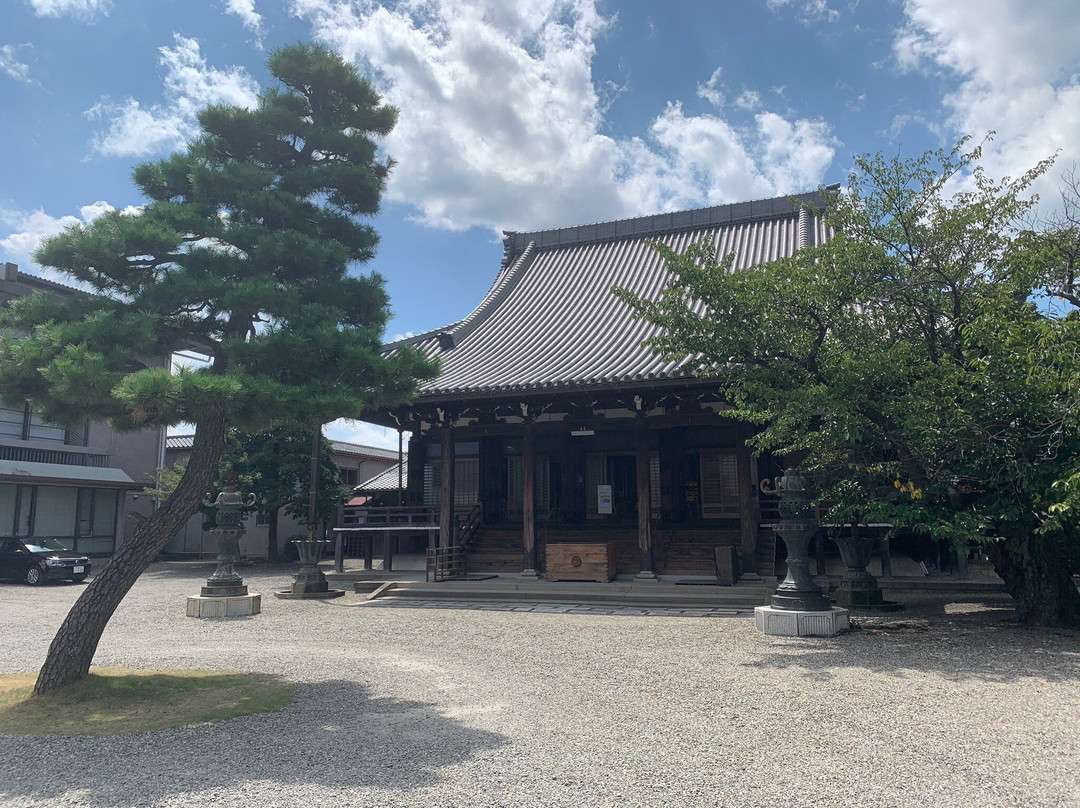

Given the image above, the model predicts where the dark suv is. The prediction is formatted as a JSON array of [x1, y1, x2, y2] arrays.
[[0, 537, 91, 585]]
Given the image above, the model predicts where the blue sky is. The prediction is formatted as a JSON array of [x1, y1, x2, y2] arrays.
[[2, 0, 1080, 448]]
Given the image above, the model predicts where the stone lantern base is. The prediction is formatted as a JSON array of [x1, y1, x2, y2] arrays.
[[273, 586, 346, 600], [755, 605, 849, 636], [187, 592, 262, 618], [274, 541, 346, 599]]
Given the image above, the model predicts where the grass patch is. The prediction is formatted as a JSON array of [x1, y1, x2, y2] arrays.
[[0, 668, 295, 736]]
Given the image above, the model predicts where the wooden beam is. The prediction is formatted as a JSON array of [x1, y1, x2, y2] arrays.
[[736, 440, 757, 579], [439, 426, 454, 547], [522, 417, 538, 576], [635, 421, 655, 578]]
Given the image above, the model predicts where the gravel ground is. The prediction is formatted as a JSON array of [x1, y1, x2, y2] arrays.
[[0, 562, 1077, 808]]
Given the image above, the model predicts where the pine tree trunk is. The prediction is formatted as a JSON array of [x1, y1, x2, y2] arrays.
[[992, 529, 1080, 628], [33, 406, 228, 695]]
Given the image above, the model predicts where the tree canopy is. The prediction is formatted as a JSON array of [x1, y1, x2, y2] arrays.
[[617, 138, 1080, 626], [148, 426, 348, 563], [0, 43, 436, 692]]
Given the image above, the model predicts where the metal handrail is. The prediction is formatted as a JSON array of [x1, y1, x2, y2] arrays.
[[457, 502, 483, 548]]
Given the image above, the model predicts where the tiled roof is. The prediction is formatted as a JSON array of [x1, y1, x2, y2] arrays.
[[356, 459, 407, 492], [388, 189, 834, 399], [165, 434, 194, 450], [330, 441, 399, 460]]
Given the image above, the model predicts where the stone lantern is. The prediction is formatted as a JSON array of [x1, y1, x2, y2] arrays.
[[186, 484, 262, 618], [754, 468, 848, 636]]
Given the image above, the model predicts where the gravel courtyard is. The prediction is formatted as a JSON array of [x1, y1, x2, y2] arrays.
[[1, 564, 1077, 808]]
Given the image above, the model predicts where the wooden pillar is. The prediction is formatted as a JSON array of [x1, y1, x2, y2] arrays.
[[879, 536, 892, 577], [666, 427, 688, 522], [439, 425, 455, 548], [522, 417, 538, 577], [364, 535, 373, 570], [635, 420, 655, 579], [736, 440, 758, 580], [406, 432, 426, 506], [815, 530, 828, 577], [397, 429, 405, 507]]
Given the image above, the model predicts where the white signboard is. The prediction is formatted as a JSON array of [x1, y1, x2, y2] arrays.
[[597, 484, 613, 515]]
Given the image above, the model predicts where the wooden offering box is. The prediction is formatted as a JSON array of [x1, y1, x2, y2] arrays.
[[545, 542, 616, 582]]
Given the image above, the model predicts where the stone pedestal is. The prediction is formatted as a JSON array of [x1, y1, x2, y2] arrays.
[[833, 584, 884, 607], [276, 539, 346, 600], [274, 587, 345, 600], [831, 530, 902, 610], [187, 593, 262, 618], [201, 579, 249, 598], [189, 485, 261, 618], [755, 605, 849, 636]]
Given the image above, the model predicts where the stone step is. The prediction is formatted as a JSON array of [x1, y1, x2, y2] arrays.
[[369, 579, 772, 609]]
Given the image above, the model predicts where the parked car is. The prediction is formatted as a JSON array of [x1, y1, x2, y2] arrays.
[[0, 537, 91, 585]]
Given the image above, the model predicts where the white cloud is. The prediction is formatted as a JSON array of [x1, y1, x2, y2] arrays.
[[0, 200, 137, 285], [86, 34, 259, 158], [734, 90, 762, 111], [0, 45, 33, 83], [324, 419, 407, 452], [697, 67, 724, 109], [28, 0, 110, 20], [893, 0, 1080, 208], [289, 0, 837, 232], [224, 0, 265, 44], [766, 0, 841, 25], [755, 113, 837, 192]]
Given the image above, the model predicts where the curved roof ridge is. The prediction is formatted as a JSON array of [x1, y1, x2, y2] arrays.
[[382, 320, 463, 352], [380, 240, 537, 353], [501, 186, 837, 263], [443, 240, 536, 349]]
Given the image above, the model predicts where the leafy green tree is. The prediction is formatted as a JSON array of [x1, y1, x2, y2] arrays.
[[147, 426, 347, 562], [230, 426, 346, 562], [618, 138, 1080, 626], [0, 43, 435, 693]]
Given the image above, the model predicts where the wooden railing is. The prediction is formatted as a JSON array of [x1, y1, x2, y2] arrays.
[[427, 546, 466, 582], [341, 505, 439, 527], [425, 503, 484, 582]]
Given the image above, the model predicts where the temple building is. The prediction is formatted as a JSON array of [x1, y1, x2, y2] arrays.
[[364, 189, 833, 580]]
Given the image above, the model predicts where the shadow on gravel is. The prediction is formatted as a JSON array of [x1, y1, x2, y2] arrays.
[[0, 679, 509, 806], [744, 597, 1080, 685]]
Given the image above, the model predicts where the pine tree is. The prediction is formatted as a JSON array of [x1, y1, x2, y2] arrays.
[[0, 43, 435, 693]]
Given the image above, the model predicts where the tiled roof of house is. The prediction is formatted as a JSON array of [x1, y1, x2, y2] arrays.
[[165, 434, 194, 450], [1, 262, 89, 298], [355, 459, 407, 493], [330, 441, 398, 460], [387, 188, 835, 399]]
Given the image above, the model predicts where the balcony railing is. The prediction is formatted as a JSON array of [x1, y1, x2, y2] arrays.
[[340, 505, 440, 528], [0, 445, 109, 467]]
